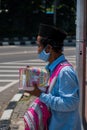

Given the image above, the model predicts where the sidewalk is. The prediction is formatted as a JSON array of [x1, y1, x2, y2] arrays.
[[10, 92, 37, 130], [0, 89, 37, 130]]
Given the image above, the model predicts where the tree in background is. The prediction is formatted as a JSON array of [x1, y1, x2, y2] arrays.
[[55, 0, 76, 35], [0, 0, 76, 38]]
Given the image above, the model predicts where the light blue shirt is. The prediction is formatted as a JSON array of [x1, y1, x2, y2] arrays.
[[40, 54, 81, 130]]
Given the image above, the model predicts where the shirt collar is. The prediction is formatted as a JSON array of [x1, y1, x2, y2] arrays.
[[46, 54, 66, 73]]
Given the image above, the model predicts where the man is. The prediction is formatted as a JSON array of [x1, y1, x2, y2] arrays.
[[29, 23, 81, 130]]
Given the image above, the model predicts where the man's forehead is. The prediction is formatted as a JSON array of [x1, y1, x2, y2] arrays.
[[37, 36, 42, 41], [36, 36, 43, 46], [36, 36, 43, 44]]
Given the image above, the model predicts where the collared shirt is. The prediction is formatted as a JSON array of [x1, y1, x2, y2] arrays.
[[40, 54, 81, 130]]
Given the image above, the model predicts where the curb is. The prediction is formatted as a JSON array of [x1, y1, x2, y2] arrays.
[[0, 38, 76, 46], [0, 37, 37, 46], [0, 41, 34, 46], [0, 41, 76, 46], [0, 91, 24, 130]]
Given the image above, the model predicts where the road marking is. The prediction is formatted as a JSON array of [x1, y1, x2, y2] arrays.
[[0, 109, 13, 120], [65, 55, 76, 63], [0, 59, 46, 64], [0, 64, 46, 68], [0, 63, 47, 66], [0, 80, 17, 82], [0, 80, 18, 92], [0, 74, 18, 77], [0, 46, 17, 48], [10, 93, 23, 102], [0, 51, 37, 56], [64, 47, 76, 50], [0, 70, 18, 72]]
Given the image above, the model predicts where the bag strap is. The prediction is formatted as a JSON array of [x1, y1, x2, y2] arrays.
[[47, 61, 72, 93]]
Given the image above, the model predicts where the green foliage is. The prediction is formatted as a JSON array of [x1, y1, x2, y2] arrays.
[[55, 0, 76, 35], [0, 0, 76, 37]]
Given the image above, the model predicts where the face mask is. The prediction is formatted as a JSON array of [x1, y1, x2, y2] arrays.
[[38, 49, 50, 62]]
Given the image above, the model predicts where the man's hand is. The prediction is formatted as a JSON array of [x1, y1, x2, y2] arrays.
[[28, 83, 42, 97]]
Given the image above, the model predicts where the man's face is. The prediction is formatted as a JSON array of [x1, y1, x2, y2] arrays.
[[36, 35, 54, 63]]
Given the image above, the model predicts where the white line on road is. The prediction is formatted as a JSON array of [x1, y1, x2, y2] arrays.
[[69, 61, 76, 63], [66, 55, 76, 58], [64, 47, 76, 50], [0, 64, 45, 68], [0, 74, 18, 77], [0, 51, 37, 56], [0, 66, 26, 68], [0, 70, 18, 72], [0, 80, 19, 92], [0, 80, 18, 82], [0, 62, 47, 65], [0, 59, 46, 64]]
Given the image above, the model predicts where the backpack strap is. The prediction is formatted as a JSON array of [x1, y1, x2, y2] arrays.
[[47, 61, 72, 93]]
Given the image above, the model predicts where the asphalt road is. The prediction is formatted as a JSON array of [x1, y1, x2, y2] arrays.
[[0, 45, 86, 120]]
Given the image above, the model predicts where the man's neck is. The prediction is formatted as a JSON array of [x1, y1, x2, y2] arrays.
[[49, 52, 63, 63]]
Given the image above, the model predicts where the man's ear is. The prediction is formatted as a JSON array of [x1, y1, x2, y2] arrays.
[[46, 44, 52, 52]]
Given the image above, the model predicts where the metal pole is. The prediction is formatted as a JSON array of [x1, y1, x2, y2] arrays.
[[0, 0, 1, 10], [76, 0, 87, 129]]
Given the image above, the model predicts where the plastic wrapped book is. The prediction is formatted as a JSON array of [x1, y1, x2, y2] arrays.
[[19, 66, 49, 91]]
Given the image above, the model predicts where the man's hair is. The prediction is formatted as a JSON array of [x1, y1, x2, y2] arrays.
[[38, 23, 67, 52], [40, 37, 63, 53]]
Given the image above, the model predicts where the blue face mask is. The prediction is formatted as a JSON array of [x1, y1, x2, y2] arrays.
[[38, 49, 50, 62]]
